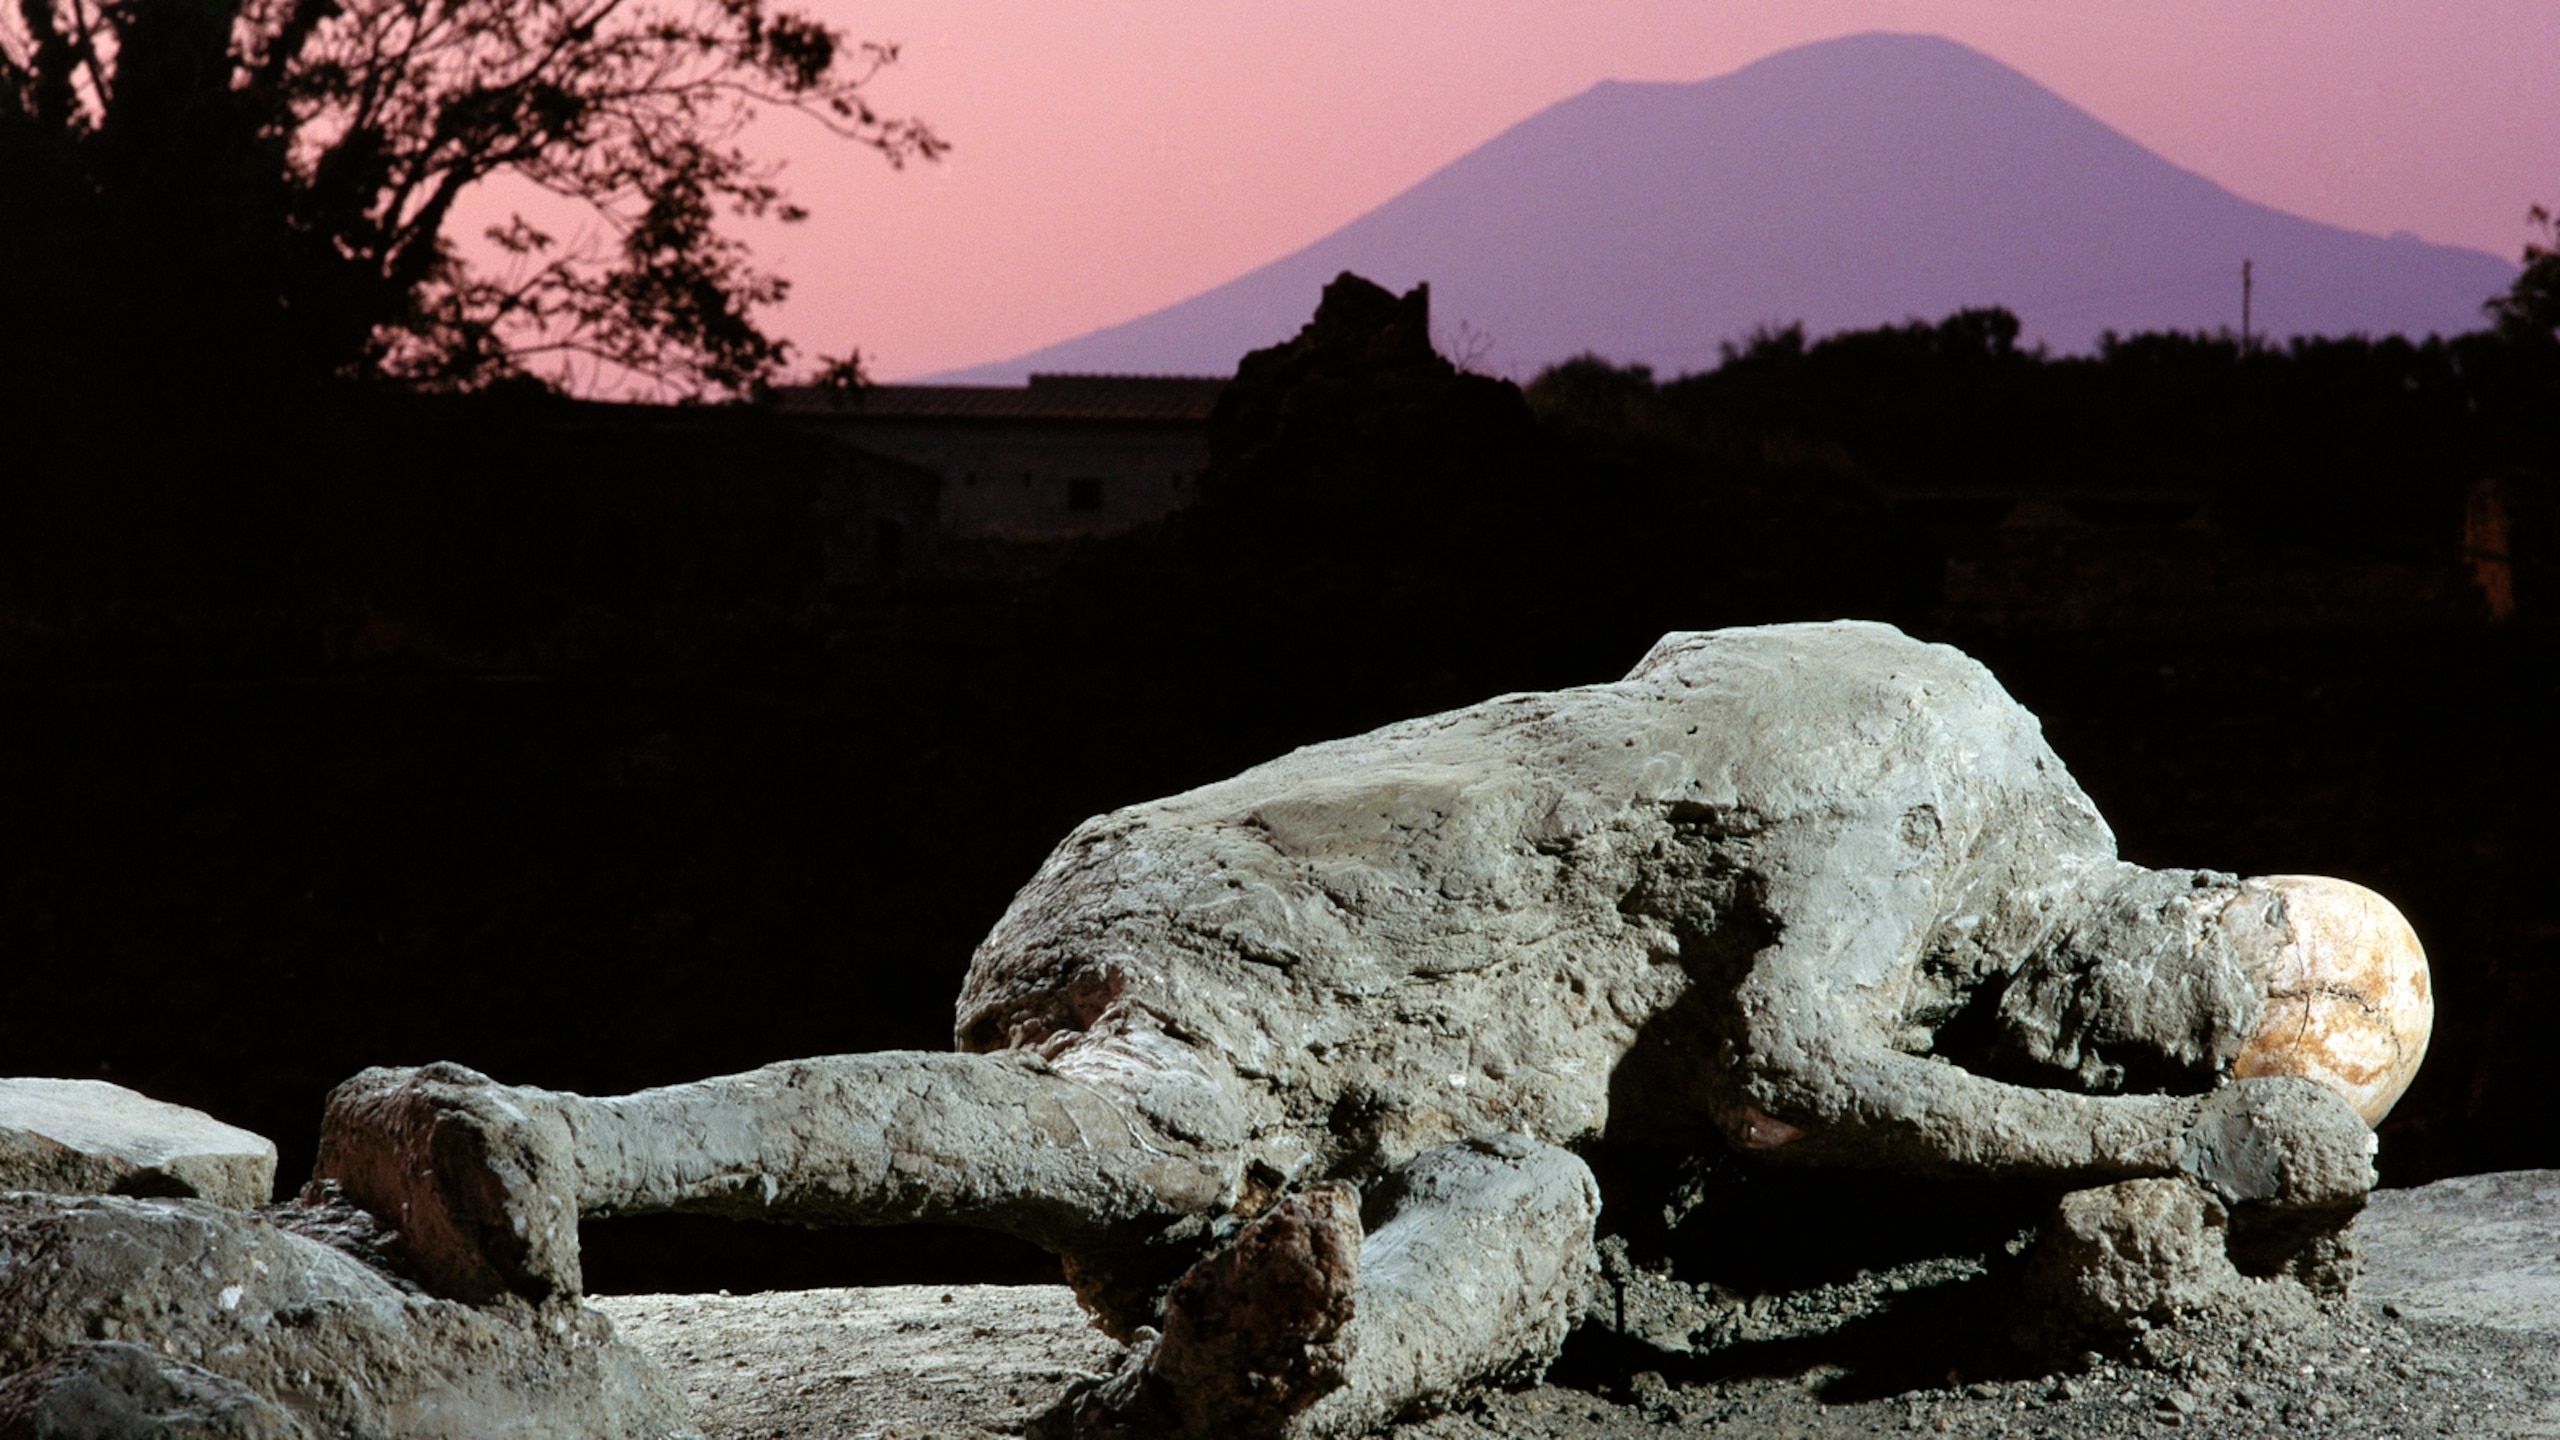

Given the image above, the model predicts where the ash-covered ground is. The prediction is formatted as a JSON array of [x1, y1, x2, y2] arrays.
[[594, 1172, 2560, 1440], [1446, 1305, 2551, 1439]]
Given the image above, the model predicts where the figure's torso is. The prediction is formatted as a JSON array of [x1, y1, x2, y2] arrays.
[[957, 622, 2118, 1185]]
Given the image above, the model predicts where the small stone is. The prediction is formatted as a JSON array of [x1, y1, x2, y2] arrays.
[[0, 1078, 276, 1209]]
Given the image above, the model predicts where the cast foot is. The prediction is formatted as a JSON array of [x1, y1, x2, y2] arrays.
[[308, 1062, 582, 1303], [1037, 1182, 1361, 1439]]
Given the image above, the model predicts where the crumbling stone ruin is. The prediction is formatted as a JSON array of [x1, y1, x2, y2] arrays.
[[3, 621, 2433, 1438]]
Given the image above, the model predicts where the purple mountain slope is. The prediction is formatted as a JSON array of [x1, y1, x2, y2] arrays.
[[931, 32, 2516, 383]]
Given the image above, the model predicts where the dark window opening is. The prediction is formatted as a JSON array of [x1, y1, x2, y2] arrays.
[[874, 517, 904, 572], [1067, 476, 1104, 512]]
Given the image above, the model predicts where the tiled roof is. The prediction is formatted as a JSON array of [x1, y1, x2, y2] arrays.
[[771, 373, 1229, 423]]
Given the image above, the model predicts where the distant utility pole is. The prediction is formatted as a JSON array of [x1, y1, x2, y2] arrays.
[[2241, 259, 2254, 352]]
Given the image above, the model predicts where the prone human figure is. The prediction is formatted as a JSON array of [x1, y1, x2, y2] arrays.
[[313, 622, 2432, 1437]]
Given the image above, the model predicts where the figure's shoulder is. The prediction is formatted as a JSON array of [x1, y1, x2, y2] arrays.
[[1624, 622, 2024, 724], [1624, 621, 1988, 691], [1065, 624, 2057, 869]]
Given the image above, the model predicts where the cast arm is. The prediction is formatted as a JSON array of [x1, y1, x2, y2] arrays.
[[1715, 951, 2373, 1209]]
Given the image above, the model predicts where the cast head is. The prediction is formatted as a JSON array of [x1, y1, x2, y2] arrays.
[[1996, 870, 2431, 1123], [2223, 875, 2432, 1125]]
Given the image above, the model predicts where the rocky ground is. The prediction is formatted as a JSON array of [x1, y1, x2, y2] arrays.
[[596, 1285, 1121, 1440], [595, 1173, 2560, 1440]]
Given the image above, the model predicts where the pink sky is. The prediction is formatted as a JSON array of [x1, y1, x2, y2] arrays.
[[710, 1, 2560, 381]]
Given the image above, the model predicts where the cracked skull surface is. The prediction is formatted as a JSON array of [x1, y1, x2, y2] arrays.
[[2229, 875, 2432, 1125]]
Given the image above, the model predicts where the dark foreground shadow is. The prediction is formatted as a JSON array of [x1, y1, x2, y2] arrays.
[[1561, 1148, 2068, 1401]]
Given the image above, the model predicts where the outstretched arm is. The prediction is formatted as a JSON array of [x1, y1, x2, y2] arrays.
[[1697, 819, 2376, 1206], [1718, 1032, 2193, 1179], [1713, 959, 2373, 1209]]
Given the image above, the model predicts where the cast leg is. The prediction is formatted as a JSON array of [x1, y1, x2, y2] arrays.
[[1303, 1135, 1601, 1437], [311, 1039, 1243, 1304], [1039, 1134, 1599, 1440]]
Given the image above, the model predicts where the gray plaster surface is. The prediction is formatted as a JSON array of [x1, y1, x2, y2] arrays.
[[0, 1077, 277, 1209]]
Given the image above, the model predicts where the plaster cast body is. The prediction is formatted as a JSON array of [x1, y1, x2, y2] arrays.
[[967, 621, 2205, 1184], [314, 622, 2414, 1438]]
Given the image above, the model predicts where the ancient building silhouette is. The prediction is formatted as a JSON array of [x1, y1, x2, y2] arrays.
[[772, 374, 1227, 583]]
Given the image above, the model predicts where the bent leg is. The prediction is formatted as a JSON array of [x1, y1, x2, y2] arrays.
[[572, 1046, 1241, 1235], [1039, 1134, 1599, 1440], [1303, 1135, 1600, 1437], [312, 1039, 1243, 1304]]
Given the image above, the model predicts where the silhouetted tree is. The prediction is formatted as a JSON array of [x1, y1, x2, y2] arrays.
[[0, 0, 939, 399], [2485, 204, 2560, 346]]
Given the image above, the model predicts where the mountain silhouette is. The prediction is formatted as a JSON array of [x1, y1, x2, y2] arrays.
[[934, 32, 2516, 382]]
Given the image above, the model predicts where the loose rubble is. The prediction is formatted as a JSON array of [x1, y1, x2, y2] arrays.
[[1420, 1303, 2557, 1440]]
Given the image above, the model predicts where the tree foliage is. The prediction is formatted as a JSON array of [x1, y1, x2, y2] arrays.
[[1524, 301, 2560, 599], [0, 0, 940, 397], [2487, 203, 2560, 347]]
